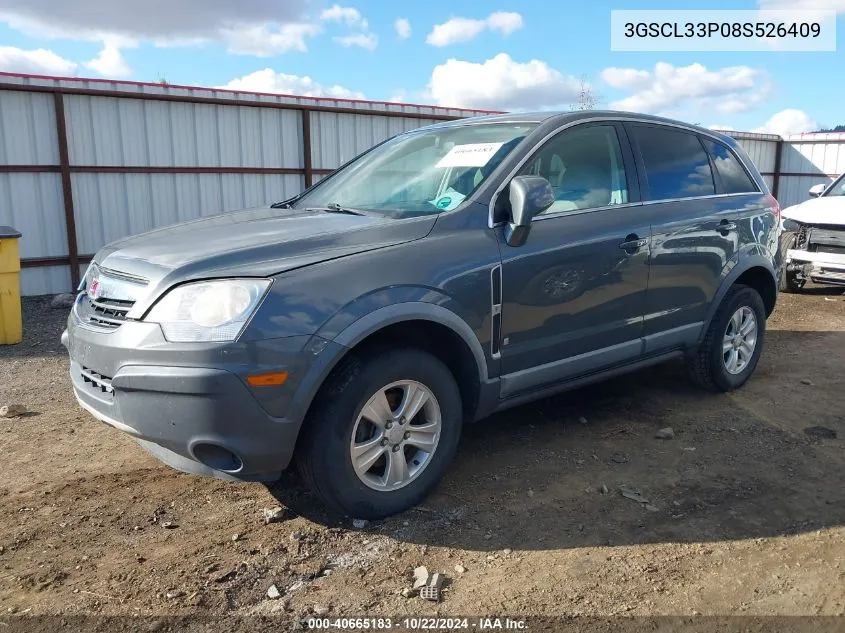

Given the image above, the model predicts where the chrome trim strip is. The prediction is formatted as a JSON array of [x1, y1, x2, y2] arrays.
[[98, 266, 149, 285], [490, 264, 502, 360], [532, 201, 643, 222], [639, 192, 760, 206], [91, 270, 147, 303], [88, 296, 132, 312], [79, 367, 114, 393], [487, 115, 764, 229]]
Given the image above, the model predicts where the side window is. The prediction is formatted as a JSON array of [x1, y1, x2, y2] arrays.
[[519, 125, 629, 215], [702, 139, 758, 194], [632, 126, 715, 200]]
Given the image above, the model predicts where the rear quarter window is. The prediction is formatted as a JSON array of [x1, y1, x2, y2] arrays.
[[631, 125, 716, 200], [702, 139, 759, 194]]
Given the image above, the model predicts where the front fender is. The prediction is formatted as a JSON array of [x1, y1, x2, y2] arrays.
[[331, 301, 490, 382], [283, 298, 493, 429]]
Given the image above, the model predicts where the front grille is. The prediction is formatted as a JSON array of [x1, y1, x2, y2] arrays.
[[78, 264, 148, 330], [80, 365, 114, 394], [86, 297, 135, 329], [795, 225, 810, 250], [808, 227, 845, 255]]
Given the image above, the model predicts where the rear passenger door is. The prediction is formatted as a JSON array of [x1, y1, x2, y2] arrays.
[[626, 124, 756, 352]]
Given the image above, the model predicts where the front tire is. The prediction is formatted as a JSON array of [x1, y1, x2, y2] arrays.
[[688, 284, 766, 392], [296, 347, 462, 519]]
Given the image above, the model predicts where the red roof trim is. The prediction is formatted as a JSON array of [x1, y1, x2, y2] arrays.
[[0, 71, 503, 115]]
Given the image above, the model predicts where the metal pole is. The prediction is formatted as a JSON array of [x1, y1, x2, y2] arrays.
[[53, 92, 81, 289]]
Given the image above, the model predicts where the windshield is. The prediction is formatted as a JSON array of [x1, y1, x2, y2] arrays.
[[290, 122, 538, 218], [822, 173, 845, 197]]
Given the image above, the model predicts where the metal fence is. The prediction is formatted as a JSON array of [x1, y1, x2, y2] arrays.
[[729, 130, 845, 211], [2, 72, 844, 296], [0, 73, 494, 295]]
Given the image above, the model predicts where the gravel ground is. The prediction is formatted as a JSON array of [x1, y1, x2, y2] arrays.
[[0, 287, 843, 628]]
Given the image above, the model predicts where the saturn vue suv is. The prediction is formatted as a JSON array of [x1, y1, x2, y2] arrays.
[[62, 111, 781, 519]]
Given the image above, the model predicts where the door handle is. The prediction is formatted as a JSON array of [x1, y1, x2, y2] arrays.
[[619, 235, 648, 251], [717, 220, 737, 235]]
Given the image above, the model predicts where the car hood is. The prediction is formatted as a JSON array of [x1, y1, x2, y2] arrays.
[[781, 196, 845, 226], [93, 206, 436, 315]]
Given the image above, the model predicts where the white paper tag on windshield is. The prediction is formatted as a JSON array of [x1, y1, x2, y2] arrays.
[[435, 142, 504, 168]]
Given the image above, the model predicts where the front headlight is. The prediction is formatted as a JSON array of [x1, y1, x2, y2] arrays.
[[144, 279, 272, 342]]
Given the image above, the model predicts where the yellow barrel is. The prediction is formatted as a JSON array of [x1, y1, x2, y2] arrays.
[[0, 226, 22, 345]]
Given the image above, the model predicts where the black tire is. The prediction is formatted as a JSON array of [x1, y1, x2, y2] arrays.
[[296, 347, 462, 519], [778, 231, 804, 293], [688, 284, 766, 392]]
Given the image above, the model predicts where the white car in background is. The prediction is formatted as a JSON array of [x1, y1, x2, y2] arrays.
[[779, 173, 845, 292]]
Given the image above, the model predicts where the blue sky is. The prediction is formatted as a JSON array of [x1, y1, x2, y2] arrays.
[[0, 0, 842, 135]]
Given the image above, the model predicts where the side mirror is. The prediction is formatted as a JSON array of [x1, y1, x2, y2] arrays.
[[808, 183, 826, 198], [504, 175, 555, 247]]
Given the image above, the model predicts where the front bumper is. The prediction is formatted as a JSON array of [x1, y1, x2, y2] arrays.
[[786, 249, 845, 285], [63, 296, 318, 481]]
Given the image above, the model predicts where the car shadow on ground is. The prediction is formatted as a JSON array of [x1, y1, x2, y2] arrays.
[[267, 328, 844, 552], [791, 286, 845, 297]]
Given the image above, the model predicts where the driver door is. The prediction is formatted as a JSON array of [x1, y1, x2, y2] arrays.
[[496, 122, 652, 397]]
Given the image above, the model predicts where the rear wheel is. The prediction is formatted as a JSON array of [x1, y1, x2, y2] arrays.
[[296, 347, 462, 519], [688, 284, 766, 392]]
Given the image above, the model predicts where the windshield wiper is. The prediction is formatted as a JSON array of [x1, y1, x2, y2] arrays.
[[318, 202, 368, 216]]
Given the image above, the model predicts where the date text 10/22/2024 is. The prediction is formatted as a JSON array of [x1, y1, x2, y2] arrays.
[[304, 617, 528, 630]]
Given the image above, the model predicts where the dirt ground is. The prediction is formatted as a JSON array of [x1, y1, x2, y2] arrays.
[[1, 287, 844, 626]]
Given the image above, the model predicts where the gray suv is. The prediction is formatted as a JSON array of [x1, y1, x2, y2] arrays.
[[62, 111, 781, 519]]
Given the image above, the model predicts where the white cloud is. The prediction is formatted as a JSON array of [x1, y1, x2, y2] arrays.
[[333, 32, 378, 50], [320, 4, 367, 29], [599, 67, 650, 91], [426, 11, 523, 47], [218, 68, 365, 100], [486, 11, 523, 35], [601, 62, 767, 116], [708, 124, 735, 131], [222, 23, 321, 56], [0, 45, 77, 75], [394, 17, 411, 39], [84, 42, 131, 77], [319, 5, 376, 52], [755, 1, 842, 37], [753, 109, 819, 136], [429, 53, 581, 110], [758, 0, 845, 10], [0, 0, 325, 57], [427, 18, 486, 46], [0, 0, 310, 43]]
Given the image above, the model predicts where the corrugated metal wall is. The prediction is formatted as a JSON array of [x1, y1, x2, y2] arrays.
[[777, 133, 845, 209], [728, 131, 845, 210], [730, 132, 779, 192], [310, 112, 441, 169], [2, 72, 844, 296], [63, 94, 309, 253], [0, 89, 70, 294], [0, 73, 492, 295]]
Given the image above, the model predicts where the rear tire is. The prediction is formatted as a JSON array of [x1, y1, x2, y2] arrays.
[[778, 231, 805, 293], [296, 347, 462, 519], [688, 284, 766, 392]]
